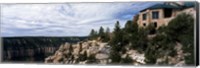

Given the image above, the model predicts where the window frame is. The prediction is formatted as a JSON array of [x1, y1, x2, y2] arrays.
[[142, 13, 147, 20], [152, 11, 159, 19]]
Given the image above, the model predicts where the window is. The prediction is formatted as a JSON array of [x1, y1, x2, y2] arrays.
[[152, 11, 159, 19], [154, 22, 157, 27], [164, 8, 172, 18], [143, 23, 146, 26], [142, 13, 147, 20]]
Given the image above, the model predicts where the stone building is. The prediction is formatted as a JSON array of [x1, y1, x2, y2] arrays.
[[137, 2, 196, 28]]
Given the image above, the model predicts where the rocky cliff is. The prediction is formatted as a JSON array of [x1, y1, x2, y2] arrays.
[[45, 40, 111, 64], [2, 37, 87, 62], [45, 40, 187, 65], [45, 40, 148, 65]]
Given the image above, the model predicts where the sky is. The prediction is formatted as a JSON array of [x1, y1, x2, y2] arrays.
[[1, 2, 159, 37]]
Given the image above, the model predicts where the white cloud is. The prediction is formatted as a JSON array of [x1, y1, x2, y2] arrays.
[[1, 2, 158, 37]]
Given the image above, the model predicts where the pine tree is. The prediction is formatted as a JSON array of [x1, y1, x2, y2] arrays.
[[89, 29, 96, 40], [146, 23, 156, 35], [110, 21, 123, 51], [129, 20, 147, 52], [109, 21, 123, 63], [99, 26, 105, 40], [94, 30, 98, 38], [166, 13, 194, 65], [123, 20, 134, 45], [124, 20, 133, 33], [121, 55, 133, 64], [106, 27, 110, 35], [144, 13, 195, 65], [114, 21, 121, 33], [104, 27, 110, 42]]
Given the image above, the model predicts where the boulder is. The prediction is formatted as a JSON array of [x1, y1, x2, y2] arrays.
[[82, 42, 89, 49], [175, 61, 185, 66], [95, 53, 109, 64], [53, 51, 64, 63], [45, 56, 53, 63], [95, 53, 109, 60], [63, 42, 71, 50], [87, 46, 99, 56], [73, 46, 81, 56], [98, 43, 107, 51]]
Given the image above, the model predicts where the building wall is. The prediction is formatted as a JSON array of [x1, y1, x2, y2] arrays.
[[137, 8, 178, 28], [137, 7, 196, 28], [177, 7, 196, 19]]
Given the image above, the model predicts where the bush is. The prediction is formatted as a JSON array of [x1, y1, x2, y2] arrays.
[[167, 13, 194, 65], [144, 13, 195, 65], [121, 55, 133, 64], [109, 51, 121, 64], [146, 23, 156, 35]]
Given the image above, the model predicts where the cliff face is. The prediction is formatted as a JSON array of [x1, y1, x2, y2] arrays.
[[45, 40, 111, 64], [45, 40, 186, 65], [2, 37, 87, 62], [2, 37, 187, 65], [44, 40, 147, 65]]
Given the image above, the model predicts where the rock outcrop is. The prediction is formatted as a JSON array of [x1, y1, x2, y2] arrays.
[[45, 40, 150, 65], [155, 42, 187, 66], [45, 40, 111, 64]]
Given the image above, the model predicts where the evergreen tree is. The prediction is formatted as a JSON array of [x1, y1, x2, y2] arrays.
[[89, 29, 95, 39], [122, 20, 133, 44], [104, 27, 110, 42], [99, 26, 105, 40], [89, 29, 98, 40], [94, 30, 98, 39], [144, 13, 195, 65], [109, 50, 121, 64], [110, 21, 123, 51], [147, 23, 156, 35], [114, 21, 121, 33], [109, 21, 123, 63], [166, 13, 194, 65], [106, 27, 110, 35], [89, 29, 99, 40], [121, 55, 133, 64]]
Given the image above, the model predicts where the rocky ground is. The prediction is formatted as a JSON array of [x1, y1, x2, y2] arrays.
[[44, 39, 147, 65], [45, 40, 111, 64], [45, 40, 186, 65]]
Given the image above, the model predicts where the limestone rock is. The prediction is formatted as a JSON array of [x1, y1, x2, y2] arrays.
[[45, 41, 110, 64], [95, 53, 109, 60]]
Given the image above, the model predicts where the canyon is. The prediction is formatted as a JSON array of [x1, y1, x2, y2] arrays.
[[2, 37, 87, 63]]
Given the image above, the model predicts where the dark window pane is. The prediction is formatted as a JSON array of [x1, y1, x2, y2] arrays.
[[143, 23, 146, 26], [164, 8, 172, 18], [152, 11, 159, 19], [143, 13, 147, 20], [154, 22, 157, 27]]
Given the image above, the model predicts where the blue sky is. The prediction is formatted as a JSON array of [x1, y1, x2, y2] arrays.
[[1, 2, 159, 37]]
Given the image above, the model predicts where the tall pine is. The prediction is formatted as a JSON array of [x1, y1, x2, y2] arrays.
[[109, 21, 123, 63]]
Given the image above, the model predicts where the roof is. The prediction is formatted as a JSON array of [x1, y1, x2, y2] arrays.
[[140, 2, 195, 12], [182, 2, 195, 8], [148, 4, 180, 9], [140, 4, 180, 12]]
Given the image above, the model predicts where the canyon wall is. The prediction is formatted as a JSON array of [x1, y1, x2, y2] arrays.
[[2, 37, 87, 63]]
